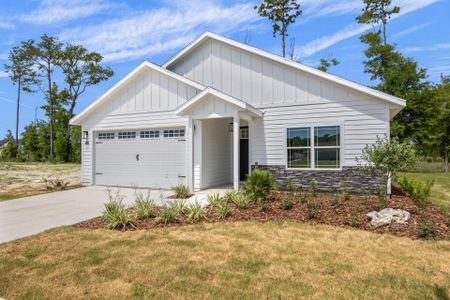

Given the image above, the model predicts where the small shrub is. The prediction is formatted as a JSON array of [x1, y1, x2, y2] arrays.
[[103, 190, 130, 229], [376, 188, 387, 210], [187, 201, 205, 221], [229, 192, 250, 209], [169, 200, 188, 215], [215, 202, 230, 219], [41, 177, 70, 191], [207, 193, 222, 209], [310, 179, 318, 197], [307, 198, 319, 219], [242, 170, 276, 207], [330, 194, 339, 207], [342, 190, 350, 201], [159, 207, 179, 224], [172, 184, 191, 199], [300, 192, 309, 204], [134, 191, 155, 219], [223, 190, 237, 203], [282, 198, 294, 210], [349, 203, 363, 228], [417, 217, 437, 238], [398, 176, 434, 209], [286, 179, 300, 193]]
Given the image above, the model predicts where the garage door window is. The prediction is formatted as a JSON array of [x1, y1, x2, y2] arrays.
[[163, 129, 185, 138], [118, 132, 136, 139], [98, 132, 115, 140], [140, 130, 159, 139]]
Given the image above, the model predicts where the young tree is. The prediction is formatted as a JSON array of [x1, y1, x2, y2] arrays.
[[358, 136, 419, 198], [23, 35, 63, 160], [4, 45, 38, 144], [255, 0, 302, 58], [356, 0, 400, 46]]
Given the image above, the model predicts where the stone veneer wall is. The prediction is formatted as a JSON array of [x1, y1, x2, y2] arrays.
[[253, 165, 385, 194]]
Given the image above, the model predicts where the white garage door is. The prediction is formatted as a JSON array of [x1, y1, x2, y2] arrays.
[[94, 128, 186, 188]]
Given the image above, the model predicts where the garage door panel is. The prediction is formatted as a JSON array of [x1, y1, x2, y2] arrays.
[[95, 129, 186, 188]]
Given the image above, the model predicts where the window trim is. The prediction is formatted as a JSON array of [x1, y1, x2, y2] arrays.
[[163, 128, 185, 138], [140, 130, 160, 139], [117, 131, 136, 140], [284, 123, 343, 171], [97, 132, 115, 140]]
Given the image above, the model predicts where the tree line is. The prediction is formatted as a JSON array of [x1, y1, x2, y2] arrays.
[[1, 35, 113, 162], [254, 0, 449, 172]]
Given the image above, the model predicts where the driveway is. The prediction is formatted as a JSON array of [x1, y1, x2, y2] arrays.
[[0, 186, 174, 244]]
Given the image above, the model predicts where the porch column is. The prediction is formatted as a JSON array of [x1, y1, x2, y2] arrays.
[[187, 117, 194, 191], [233, 114, 240, 190]]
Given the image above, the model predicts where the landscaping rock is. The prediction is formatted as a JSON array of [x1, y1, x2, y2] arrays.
[[366, 208, 410, 227]]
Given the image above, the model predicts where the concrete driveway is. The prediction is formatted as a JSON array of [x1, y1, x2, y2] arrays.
[[0, 186, 174, 244]]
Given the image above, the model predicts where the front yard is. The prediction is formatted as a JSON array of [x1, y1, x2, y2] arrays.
[[1, 222, 449, 299], [0, 162, 80, 201]]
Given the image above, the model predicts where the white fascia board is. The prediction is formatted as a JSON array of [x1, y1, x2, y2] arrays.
[[69, 61, 205, 125], [163, 32, 406, 108]]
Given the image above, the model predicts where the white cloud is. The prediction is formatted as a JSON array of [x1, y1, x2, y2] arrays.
[[0, 71, 8, 78], [404, 43, 450, 53], [392, 23, 431, 39], [59, 0, 259, 62], [297, 0, 441, 58], [301, 0, 362, 19], [0, 20, 14, 30], [20, 0, 113, 25]]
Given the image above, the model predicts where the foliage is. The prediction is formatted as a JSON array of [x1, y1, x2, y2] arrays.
[[317, 57, 340, 72], [168, 200, 188, 215], [41, 177, 70, 191], [134, 191, 155, 219], [282, 198, 294, 210], [215, 202, 230, 219], [242, 170, 276, 207], [340, 181, 351, 200], [376, 188, 387, 210], [159, 206, 179, 224], [330, 194, 339, 207], [187, 201, 206, 221], [103, 189, 130, 229], [309, 178, 318, 197], [417, 217, 437, 238], [358, 136, 419, 196], [397, 176, 434, 209], [228, 192, 250, 209], [207, 193, 223, 209], [172, 184, 191, 199], [254, 0, 302, 58], [0, 130, 18, 161], [286, 179, 300, 193], [306, 198, 319, 219]]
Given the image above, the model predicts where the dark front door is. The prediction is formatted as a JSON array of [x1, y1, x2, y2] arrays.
[[240, 127, 249, 181]]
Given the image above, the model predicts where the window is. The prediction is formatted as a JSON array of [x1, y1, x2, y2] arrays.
[[118, 131, 136, 139], [287, 126, 340, 169], [98, 132, 114, 140], [240, 128, 249, 139], [287, 127, 311, 168], [140, 130, 159, 139], [163, 128, 185, 138]]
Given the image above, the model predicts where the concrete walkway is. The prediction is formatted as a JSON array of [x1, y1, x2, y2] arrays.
[[0, 186, 174, 244]]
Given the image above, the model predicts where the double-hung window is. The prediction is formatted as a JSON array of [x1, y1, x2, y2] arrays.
[[287, 126, 340, 169]]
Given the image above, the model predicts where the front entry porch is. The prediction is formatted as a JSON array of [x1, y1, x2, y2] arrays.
[[175, 88, 263, 191]]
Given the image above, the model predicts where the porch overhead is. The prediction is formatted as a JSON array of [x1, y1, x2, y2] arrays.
[[175, 87, 263, 119]]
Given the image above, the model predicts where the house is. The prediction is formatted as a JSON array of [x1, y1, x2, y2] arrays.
[[69, 32, 405, 193]]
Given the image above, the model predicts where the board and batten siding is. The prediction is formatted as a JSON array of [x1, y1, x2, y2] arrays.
[[80, 68, 200, 185]]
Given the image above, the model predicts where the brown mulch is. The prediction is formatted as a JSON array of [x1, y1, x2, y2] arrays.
[[74, 188, 449, 240]]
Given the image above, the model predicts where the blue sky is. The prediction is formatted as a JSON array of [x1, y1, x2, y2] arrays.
[[0, 0, 449, 137]]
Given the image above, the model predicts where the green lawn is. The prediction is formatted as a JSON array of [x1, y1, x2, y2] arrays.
[[0, 222, 449, 299]]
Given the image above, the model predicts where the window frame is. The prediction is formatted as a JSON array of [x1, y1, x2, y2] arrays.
[[117, 131, 136, 140], [285, 124, 343, 171], [163, 128, 185, 138], [97, 132, 115, 140], [140, 130, 160, 139]]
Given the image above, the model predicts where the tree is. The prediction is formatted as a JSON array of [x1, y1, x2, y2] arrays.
[[356, 0, 400, 46], [317, 57, 340, 72], [22, 122, 40, 161], [431, 76, 450, 172], [23, 34, 63, 160], [4, 44, 38, 144], [358, 136, 419, 198], [0, 130, 18, 161], [255, 0, 302, 58]]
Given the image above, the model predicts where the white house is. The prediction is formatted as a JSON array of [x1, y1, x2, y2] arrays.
[[70, 32, 405, 193]]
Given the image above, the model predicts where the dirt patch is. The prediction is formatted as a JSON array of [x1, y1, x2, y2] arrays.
[[75, 188, 449, 240]]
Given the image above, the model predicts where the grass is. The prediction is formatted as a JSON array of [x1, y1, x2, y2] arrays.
[[0, 222, 449, 299]]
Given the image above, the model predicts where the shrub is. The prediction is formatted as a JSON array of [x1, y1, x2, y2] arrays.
[[103, 190, 130, 229], [169, 200, 188, 215], [172, 184, 191, 199], [330, 194, 339, 207], [282, 198, 294, 210], [42, 177, 70, 191], [310, 178, 318, 197], [349, 203, 363, 227], [307, 198, 319, 219], [242, 170, 276, 206], [159, 207, 180, 224], [398, 176, 434, 209], [300, 192, 309, 204], [207, 193, 222, 209], [376, 188, 387, 210], [187, 201, 206, 221], [229, 192, 250, 209], [223, 190, 237, 203], [286, 179, 300, 193], [215, 202, 230, 219], [134, 191, 155, 219], [417, 217, 437, 238]]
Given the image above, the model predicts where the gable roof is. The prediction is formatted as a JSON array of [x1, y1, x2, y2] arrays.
[[175, 87, 263, 117], [163, 32, 406, 108], [69, 61, 205, 125]]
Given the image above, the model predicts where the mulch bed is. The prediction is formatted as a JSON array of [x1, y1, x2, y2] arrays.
[[75, 188, 449, 240]]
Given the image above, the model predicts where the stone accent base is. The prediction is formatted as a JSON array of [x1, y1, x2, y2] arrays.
[[253, 165, 385, 194]]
